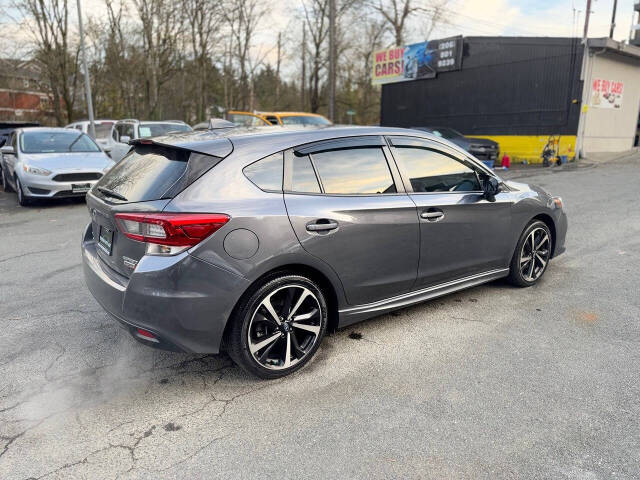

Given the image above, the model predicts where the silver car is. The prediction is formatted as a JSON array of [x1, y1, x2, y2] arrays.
[[1, 127, 114, 206], [82, 127, 567, 379]]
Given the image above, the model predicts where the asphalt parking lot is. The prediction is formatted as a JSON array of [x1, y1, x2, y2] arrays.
[[1, 153, 639, 479]]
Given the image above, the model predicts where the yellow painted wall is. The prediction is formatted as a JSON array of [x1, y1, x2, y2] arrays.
[[469, 135, 577, 164]]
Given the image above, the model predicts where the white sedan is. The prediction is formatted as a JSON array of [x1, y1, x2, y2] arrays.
[[0, 127, 114, 206]]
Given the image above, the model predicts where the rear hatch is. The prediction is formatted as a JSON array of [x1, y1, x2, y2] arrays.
[[87, 141, 227, 277]]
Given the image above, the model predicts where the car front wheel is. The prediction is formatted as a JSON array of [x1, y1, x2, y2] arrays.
[[507, 220, 552, 287], [16, 177, 30, 206], [226, 274, 328, 379]]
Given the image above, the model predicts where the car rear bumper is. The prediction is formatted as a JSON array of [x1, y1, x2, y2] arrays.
[[81, 223, 249, 353]]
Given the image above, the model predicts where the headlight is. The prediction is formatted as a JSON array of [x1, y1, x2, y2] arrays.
[[102, 163, 114, 173], [23, 164, 51, 176]]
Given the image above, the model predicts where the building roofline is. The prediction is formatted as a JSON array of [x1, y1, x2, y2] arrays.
[[585, 37, 640, 60]]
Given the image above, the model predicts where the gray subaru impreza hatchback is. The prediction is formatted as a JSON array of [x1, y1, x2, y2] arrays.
[[82, 126, 567, 378]]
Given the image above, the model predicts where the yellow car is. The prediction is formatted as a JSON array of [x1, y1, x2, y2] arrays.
[[226, 111, 332, 127]]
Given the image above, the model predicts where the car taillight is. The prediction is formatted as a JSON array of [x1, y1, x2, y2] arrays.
[[114, 213, 230, 255]]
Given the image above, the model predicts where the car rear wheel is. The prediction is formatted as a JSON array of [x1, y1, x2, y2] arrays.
[[226, 274, 328, 379], [507, 220, 552, 287], [16, 177, 30, 206]]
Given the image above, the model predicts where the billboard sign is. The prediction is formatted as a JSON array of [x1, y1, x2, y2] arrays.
[[591, 78, 623, 109], [372, 36, 463, 85]]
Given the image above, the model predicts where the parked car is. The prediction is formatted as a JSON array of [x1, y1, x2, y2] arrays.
[[0, 127, 114, 206], [108, 119, 193, 162], [226, 111, 272, 127], [226, 111, 332, 127], [193, 118, 238, 131], [0, 122, 40, 185], [258, 111, 332, 126], [82, 126, 566, 379], [412, 126, 500, 165], [65, 119, 116, 153]]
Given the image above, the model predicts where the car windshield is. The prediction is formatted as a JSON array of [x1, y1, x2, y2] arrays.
[[94, 122, 114, 139], [431, 127, 463, 140], [20, 131, 101, 153], [137, 123, 193, 138], [280, 115, 331, 126]]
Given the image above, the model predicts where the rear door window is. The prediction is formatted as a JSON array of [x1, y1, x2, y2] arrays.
[[310, 147, 396, 194], [94, 144, 220, 203]]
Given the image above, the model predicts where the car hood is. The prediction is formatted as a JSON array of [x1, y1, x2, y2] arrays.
[[20, 152, 113, 171], [505, 180, 551, 198]]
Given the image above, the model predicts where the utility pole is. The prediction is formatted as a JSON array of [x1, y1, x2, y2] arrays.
[[276, 32, 282, 107], [609, 0, 617, 38], [582, 0, 592, 42], [577, 0, 594, 159], [76, 0, 95, 138], [328, 0, 336, 122], [301, 24, 306, 110]]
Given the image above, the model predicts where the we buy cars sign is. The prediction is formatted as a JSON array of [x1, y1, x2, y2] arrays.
[[371, 36, 463, 85], [591, 78, 624, 109], [372, 47, 405, 85]]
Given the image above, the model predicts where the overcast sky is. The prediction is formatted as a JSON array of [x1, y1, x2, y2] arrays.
[[1, 0, 637, 63]]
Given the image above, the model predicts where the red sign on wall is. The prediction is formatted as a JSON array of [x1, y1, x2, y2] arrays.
[[591, 78, 624, 109]]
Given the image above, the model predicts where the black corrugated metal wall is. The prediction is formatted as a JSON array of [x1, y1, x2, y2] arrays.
[[380, 37, 584, 136]]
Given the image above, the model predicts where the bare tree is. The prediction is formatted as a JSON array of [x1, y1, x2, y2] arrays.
[[349, 17, 386, 122], [185, 0, 223, 121], [300, 0, 360, 113], [223, 0, 267, 110], [372, 0, 448, 46], [13, 0, 80, 124], [301, 0, 329, 113], [132, 0, 184, 118], [97, 0, 139, 117]]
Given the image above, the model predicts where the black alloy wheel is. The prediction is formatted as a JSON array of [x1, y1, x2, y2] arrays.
[[226, 274, 328, 379], [508, 220, 552, 287]]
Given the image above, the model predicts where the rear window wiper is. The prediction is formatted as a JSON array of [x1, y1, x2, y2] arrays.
[[97, 186, 127, 202]]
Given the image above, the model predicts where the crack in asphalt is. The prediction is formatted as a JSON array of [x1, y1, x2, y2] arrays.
[[0, 349, 278, 478], [0, 249, 58, 264]]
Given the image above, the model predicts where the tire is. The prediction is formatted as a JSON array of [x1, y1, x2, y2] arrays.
[[16, 177, 30, 206], [507, 220, 552, 287], [1, 165, 12, 192], [225, 274, 328, 379]]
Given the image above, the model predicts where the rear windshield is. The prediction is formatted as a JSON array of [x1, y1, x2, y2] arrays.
[[20, 131, 100, 153], [94, 144, 219, 203], [138, 123, 193, 138]]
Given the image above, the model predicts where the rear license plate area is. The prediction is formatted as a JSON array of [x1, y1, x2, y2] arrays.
[[98, 225, 114, 255], [72, 183, 91, 193]]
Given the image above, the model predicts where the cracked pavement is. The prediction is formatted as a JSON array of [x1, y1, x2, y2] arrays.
[[1, 153, 639, 479]]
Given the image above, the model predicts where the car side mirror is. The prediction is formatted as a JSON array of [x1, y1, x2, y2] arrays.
[[1, 145, 15, 155], [120, 135, 131, 144], [482, 175, 500, 201]]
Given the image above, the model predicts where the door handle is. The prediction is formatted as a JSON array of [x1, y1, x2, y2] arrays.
[[420, 210, 444, 221], [306, 220, 339, 232]]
